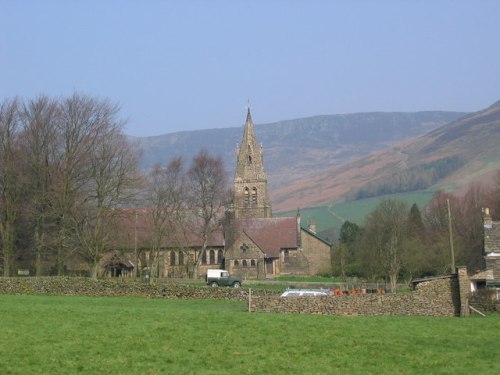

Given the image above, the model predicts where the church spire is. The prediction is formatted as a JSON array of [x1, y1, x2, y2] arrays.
[[236, 107, 263, 179], [233, 109, 272, 219]]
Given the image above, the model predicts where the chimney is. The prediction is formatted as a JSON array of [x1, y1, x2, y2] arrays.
[[308, 219, 317, 233], [483, 207, 493, 229], [296, 210, 302, 248]]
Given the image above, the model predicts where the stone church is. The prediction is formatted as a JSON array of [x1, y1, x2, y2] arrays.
[[222, 109, 332, 279], [101, 109, 332, 279]]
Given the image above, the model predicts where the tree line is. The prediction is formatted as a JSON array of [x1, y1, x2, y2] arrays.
[[353, 156, 464, 200], [0, 94, 228, 279], [333, 178, 500, 291]]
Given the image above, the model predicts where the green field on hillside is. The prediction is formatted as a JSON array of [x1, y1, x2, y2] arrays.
[[278, 191, 435, 236], [1, 295, 498, 374]]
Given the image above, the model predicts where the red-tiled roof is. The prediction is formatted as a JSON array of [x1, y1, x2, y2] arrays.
[[238, 217, 299, 257]]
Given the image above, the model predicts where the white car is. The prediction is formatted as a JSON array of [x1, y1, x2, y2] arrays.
[[280, 289, 331, 297]]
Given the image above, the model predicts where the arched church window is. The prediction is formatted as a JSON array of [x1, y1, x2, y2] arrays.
[[234, 259, 239, 267], [251, 259, 256, 267], [209, 249, 215, 264], [218, 249, 223, 264], [284, 250, 290, 263], [170, 251, 176, 266], [251, 187, 257, 205], [202, 251, 207, 265], [242, 259, 247, 267], [178, 252, 184, 265]]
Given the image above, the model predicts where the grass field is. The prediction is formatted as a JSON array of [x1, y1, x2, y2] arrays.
[[1, 295, 498, 374]]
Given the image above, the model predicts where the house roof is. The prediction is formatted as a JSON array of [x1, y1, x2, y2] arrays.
[[114, 208, 224, 249], [237, 217, 299, 258], [484, 219, 500, 253], [301, 226, 333, 247], [471, 269, 494, 281]]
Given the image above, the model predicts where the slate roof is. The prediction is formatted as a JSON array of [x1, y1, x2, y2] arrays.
[[114, 208, 224, 249], [237, 217, 299, 258], [484, 219, 500, 254], [470, 269, 494, 281], [301, 226, 333, 247]]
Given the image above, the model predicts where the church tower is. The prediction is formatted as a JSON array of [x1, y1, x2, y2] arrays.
[[233, 109, 272, 219]]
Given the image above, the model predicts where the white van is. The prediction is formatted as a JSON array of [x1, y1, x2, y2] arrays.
[[280, 289, 331, 297]]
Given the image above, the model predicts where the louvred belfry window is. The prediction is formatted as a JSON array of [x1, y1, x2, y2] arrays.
[[244, 187, 250, 206], [251, 187, 257, 205]]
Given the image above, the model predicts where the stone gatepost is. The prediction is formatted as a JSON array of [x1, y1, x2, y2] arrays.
[[457, 266, 470, 317]]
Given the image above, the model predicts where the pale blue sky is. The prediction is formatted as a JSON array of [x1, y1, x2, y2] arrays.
[[1, 1, 499, 136]]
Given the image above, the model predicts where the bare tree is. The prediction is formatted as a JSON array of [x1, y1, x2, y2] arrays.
[[187, 150, 228, 278], [0, 93, 143, 278], [361, 199, 409, 291], [402, 203, 428, 282], [146, 158, 186, 283], [454, 183, 487, 271], [424, 191, 464, 275], [0, 98, 22, 277], [73, 122, 140, 279], [50, 93, 112, 274], [487, 170, 500, 220], [19, 96, 60, 276]]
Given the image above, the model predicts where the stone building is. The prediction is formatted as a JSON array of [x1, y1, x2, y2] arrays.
[[223, 109, 332, 278], [101, 109, 332, 279], [477, 208, 500, 290]]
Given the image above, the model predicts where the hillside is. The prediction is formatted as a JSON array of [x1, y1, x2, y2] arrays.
[[272, 102, 500, 212], [134, 111, 464, 190]]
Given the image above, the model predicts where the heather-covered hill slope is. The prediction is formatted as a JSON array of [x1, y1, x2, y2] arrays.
[[135, 111, 464, 190], [271, 102, 500, 212]]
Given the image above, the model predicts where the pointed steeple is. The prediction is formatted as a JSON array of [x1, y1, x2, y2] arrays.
[[236, 108, 264, 179], [233, 109, 272, 219], [245, 106, 252, 124]]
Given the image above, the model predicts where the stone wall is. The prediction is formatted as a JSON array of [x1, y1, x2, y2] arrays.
[[280, 248, 309, 276], [0, 277, 276, 301], [470, 289, 500, 313], [1, 272, 473, 317], [250, 276, 462, 317]]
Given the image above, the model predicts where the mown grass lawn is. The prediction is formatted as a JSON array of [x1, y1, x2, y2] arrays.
[[0, 295, 498, 375]]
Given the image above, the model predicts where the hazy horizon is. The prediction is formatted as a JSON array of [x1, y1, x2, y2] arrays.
[[1, 1, 499, 137]]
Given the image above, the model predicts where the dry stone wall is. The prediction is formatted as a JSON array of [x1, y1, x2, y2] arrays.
[[0, 273, 470, 317], [250, 276, 461, 317], [0, 277, 276, 301]]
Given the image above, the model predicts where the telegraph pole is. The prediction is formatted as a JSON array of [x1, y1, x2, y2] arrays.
[[446, 199, 456, 274]]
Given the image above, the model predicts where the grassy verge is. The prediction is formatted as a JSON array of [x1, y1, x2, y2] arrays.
[[1, 295, 498, 374]]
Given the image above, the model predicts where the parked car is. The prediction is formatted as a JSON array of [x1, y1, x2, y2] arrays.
[[280, 289, 331, 297], [206, 269, 242, 288]]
